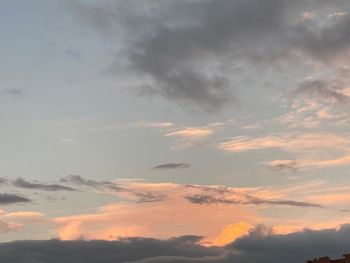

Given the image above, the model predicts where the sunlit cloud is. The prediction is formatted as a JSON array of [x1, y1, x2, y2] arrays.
[[220, 133, 350, 169], [166, 127, 214, 139]]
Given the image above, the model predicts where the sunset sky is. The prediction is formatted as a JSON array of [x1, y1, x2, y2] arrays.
[[1, 0, 350, 262]]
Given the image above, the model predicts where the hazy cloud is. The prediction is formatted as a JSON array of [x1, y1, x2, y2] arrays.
[[0, 89, 22, 97], [64, 48, 83, 60]]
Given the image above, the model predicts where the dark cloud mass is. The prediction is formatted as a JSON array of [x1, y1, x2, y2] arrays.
[[0, 193, 31, 205], [2, 225, 350, 262], [70, 0, 350, 111], [12, 178, 76, 192], [152, 163, 191, 170]]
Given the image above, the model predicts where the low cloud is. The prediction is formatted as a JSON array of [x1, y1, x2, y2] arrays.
[[152, 163, 191, 170], [2, 225, 350, 262]]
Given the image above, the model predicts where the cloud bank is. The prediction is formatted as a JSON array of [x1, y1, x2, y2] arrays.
[[2, 224, 350, 263]]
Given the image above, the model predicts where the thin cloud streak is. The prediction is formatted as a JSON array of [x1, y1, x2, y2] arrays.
[[152, 163, 191, 170]]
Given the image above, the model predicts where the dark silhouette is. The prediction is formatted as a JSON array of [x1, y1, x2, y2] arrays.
[[307, 254, 350, 263]]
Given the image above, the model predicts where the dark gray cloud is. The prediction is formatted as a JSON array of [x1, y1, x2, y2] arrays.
[[294, 79, 350, 104], [69, 0, 350, 111], [0, 235, 221, 263], [152, 163, 191, 170], [2, 225, 350, 262], [0, 193, 31, 205], [12, 178, 76, 192], [184, 193, 324, 208], [293, 11, 350, 61]]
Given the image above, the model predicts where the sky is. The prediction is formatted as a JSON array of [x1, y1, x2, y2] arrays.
[[1, 0, 350, 262]]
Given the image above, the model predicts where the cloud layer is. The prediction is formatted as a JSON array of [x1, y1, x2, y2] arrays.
[[2, 224, 350, 263]]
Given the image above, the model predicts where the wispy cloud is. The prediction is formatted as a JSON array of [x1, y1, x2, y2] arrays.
[[12, 178, 76, 192], [165, 127, 214, 139], [220, 132, 350, 169], [134, 121, 174, 129]]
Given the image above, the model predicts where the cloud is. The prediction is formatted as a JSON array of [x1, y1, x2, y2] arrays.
[[0, 236, 223, 263], [50, 180, 332, 244], [52, 183, 258, 242], [0, 220, 21, 233], [152, 163, 191, 170], [293, 11, 350, 61], [135, 122, 174, 128], [166, 127, 214, 139], [219, 133, 349, 153], [60, 175, 164, 203], [278, 79, 350, 129], [64, 48, 83, 60], [60, 175, 124, 192], [0, 193, 31, 205], [0, 88, 22, 97], [294, 79, 350, 104], [1, 211, 44, 220], [69, 0, 350, 111], [3, 224, 350, 262], [184, 194, 323, 208], [266, 160, 299, 174], [219, 132, 350, 169], [12, 178, 76, 192]]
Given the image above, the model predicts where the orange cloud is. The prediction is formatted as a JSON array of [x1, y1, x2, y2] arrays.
[[213, 222, 252, 246], [53, 187, 259, 244]]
